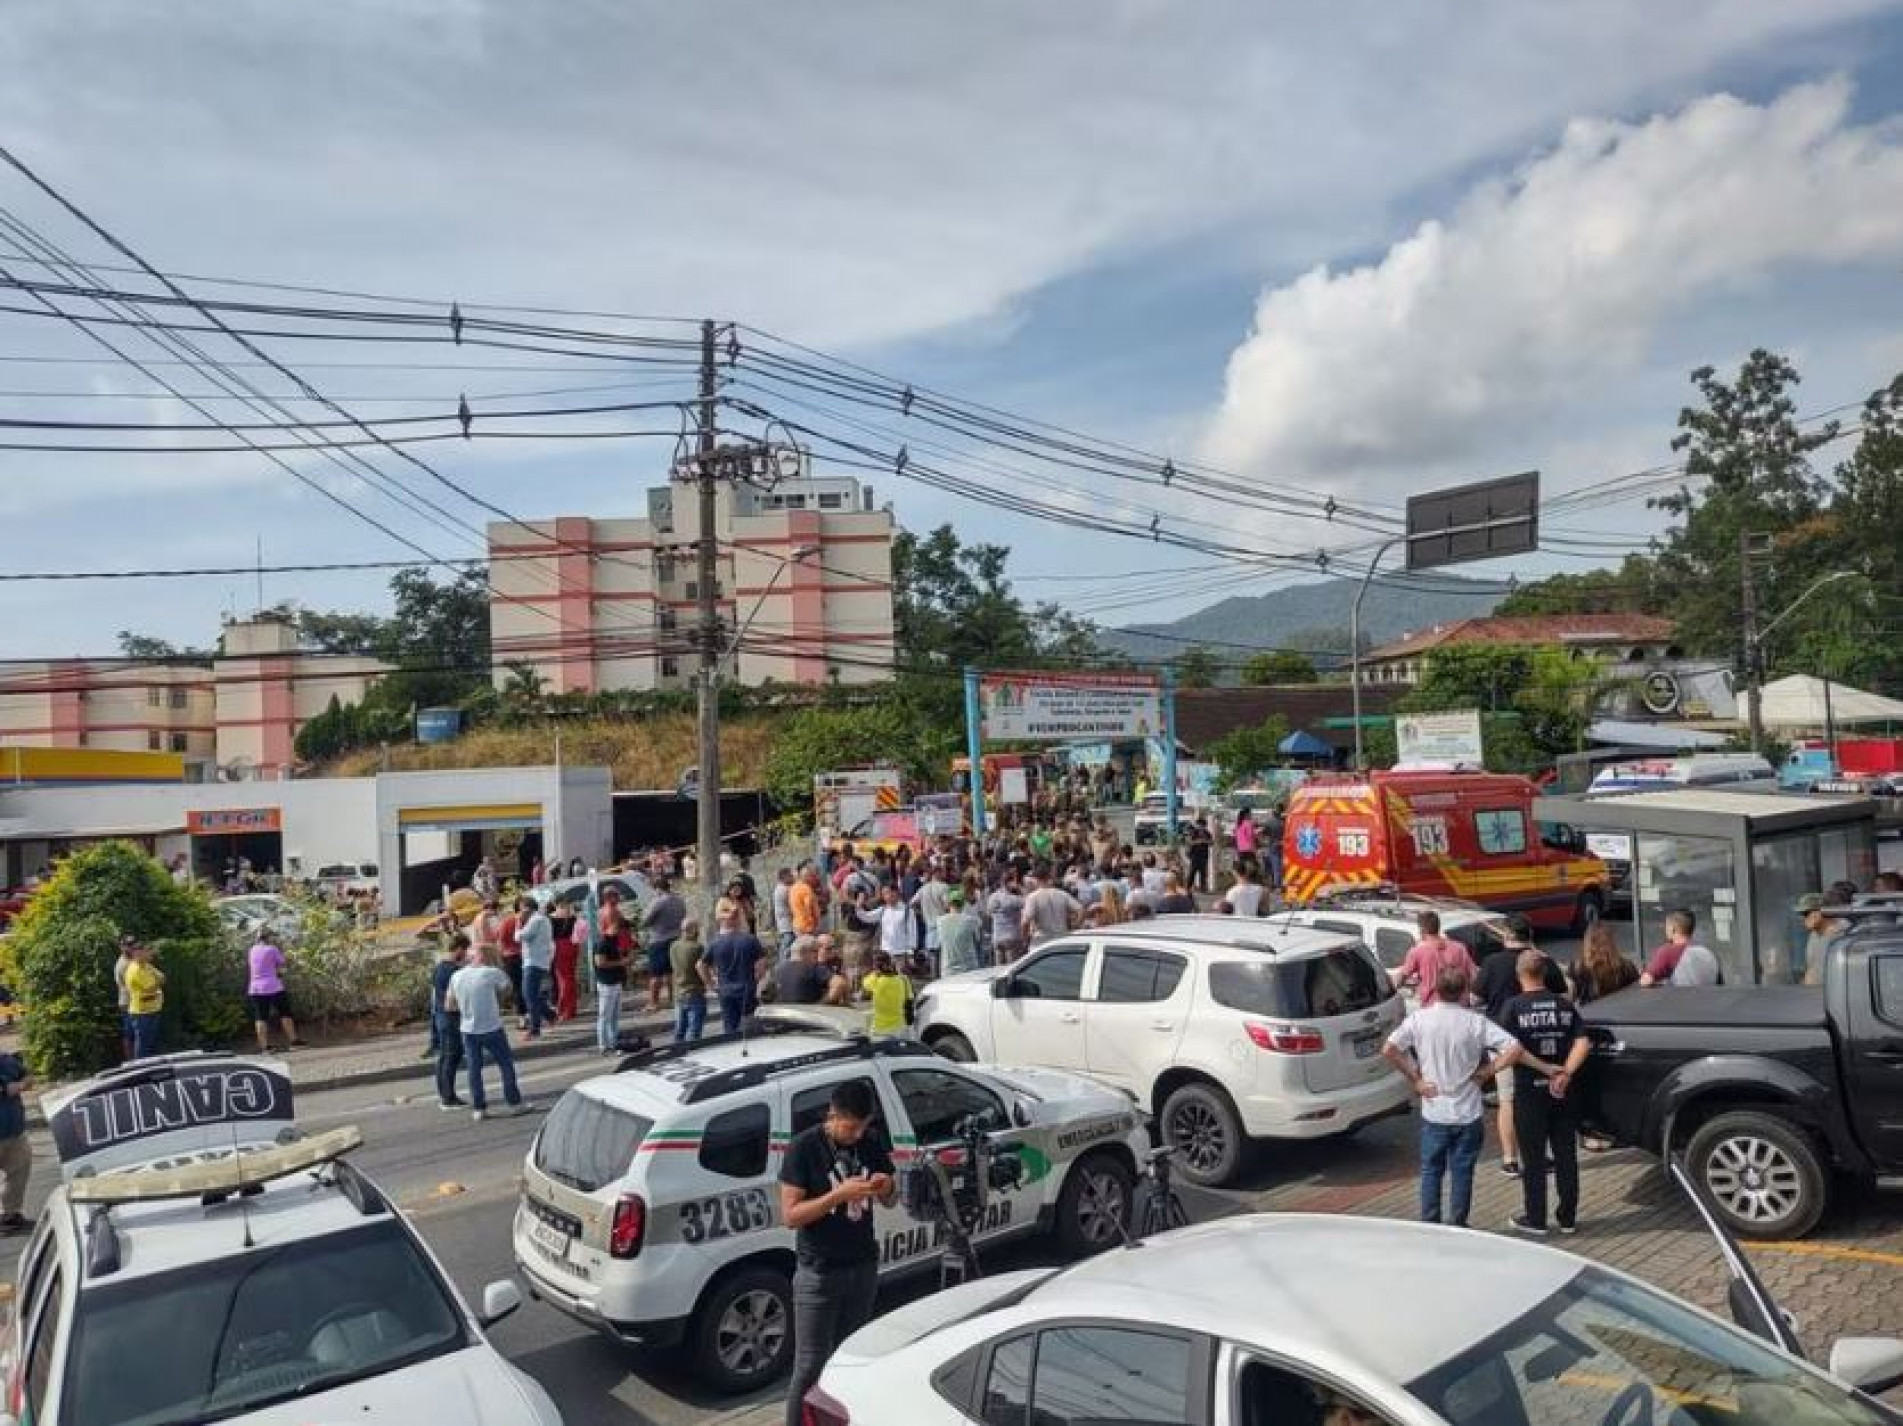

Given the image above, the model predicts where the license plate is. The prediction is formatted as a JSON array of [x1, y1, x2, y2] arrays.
[[529, 1215, 572, 1258], [1351, 1030, 1383, 1059]]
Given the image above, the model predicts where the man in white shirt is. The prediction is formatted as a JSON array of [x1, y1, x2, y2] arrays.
[[446, 945, 526, 1122], [517, 895, 556, 1039], [1381, 966, 1520, 1227]]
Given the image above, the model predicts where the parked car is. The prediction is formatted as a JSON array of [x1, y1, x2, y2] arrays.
[[512, 1022, 1148, 1394], [1262, 888, 1507, 993], [314, 860, 380, 896], [812, 1204, 1903, 1426], [213, 892, 306, 944], [1581, 897, 1903, 1239], [529, 871, 652, 914], [913, 915, 1408, 1187]]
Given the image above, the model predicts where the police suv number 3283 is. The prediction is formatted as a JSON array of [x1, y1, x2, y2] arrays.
[[679, 1188, 775, 1243]]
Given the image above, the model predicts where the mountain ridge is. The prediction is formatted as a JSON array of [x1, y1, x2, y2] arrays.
[[1096, 574, 1504, 668]]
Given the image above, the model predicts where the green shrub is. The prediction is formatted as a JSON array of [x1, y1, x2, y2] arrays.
[[1, 841, 231, 1077], [275, 894, 429, 1033]]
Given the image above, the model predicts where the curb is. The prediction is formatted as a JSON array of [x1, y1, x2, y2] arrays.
[[22, 1010, 677, 1127]]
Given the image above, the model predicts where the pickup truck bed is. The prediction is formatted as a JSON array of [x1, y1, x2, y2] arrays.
[[1585, 986, 1825, 1030]]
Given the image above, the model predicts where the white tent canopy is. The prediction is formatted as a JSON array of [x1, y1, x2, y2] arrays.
[[1758, 674, 1903, 728]]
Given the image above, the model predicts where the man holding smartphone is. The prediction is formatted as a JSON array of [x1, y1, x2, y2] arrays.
[[779, 1079, 896, 1426]]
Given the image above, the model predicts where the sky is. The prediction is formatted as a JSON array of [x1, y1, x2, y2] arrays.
[[2, 1, 1903, 658]]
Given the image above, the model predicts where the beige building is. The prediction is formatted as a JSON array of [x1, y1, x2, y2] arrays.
[[487, 474, 896, 692], [213, 614, 390, 777], [0, 613, 389, 779], [1359, 614, 1680, 686], [0, 662, 215, 757]]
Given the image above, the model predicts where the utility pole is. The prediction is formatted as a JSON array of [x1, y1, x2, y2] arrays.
[[694, 319, 722, 918], [1740, 530, 1765, 754]]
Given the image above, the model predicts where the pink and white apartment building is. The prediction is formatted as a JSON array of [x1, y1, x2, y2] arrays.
[[0, 614, 388, 779], [487, 475, 896, 692]]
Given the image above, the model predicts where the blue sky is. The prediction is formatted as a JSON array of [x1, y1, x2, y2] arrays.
[[2, 1, 1902, 657]]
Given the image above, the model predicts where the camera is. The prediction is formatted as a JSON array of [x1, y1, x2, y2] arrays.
[[899, 1114, 1024, 1281]]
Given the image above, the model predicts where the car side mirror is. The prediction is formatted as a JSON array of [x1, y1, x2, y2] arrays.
[[991, 977, 1014, 999], [1012, 1097, 1033, 1129], [1829, 1337, 1903, 1394], [479, 1278, 522, 1329]]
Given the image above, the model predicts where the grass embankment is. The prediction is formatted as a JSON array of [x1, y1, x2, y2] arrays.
[[328, 712, 783, 789]]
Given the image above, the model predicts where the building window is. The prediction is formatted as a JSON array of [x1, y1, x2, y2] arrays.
[[148, 731, 162, 751], [817, 492, 845, 509], [655, 553, 675, 583], [147, 688, 161, 708], [170, 733, 189, 753], [169, 688, 188, 709], [658, 608, 678, 632], [660, 656, 680, 678], [684, 581, 697, 601]]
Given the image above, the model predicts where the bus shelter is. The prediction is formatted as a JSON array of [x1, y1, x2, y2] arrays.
[[1535, 788, 1878, 986]]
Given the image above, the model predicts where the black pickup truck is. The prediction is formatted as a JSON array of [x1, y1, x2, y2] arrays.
[[1581, 905, 1903, 1239]]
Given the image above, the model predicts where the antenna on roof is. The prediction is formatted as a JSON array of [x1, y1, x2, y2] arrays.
[[229, 1116, 255, 1250]]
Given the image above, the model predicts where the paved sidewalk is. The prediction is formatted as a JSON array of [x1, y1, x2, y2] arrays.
[[11, 1003, 679, 1123]]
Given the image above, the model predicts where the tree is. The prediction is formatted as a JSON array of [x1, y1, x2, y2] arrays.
[[891, 525, 1103, 674], [761, 704, 958, 808], [1400, 644, 1597, 770], [1651, 351, 1840, 660], [1204, 715, 1291, 791], [116, 631, 208, 661], [1172, 645, 1220, 689], [1240, 650, 1317, 685], [0, 842, 238, 1076], [499, 662, 549, 721]]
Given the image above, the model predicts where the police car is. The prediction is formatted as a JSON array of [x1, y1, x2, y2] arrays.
[[512, 1023, 1150, 1394], [0, 1053, 560, 1426]]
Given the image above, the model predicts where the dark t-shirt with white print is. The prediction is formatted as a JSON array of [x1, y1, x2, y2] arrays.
[[778, 1123, 895, 1267]]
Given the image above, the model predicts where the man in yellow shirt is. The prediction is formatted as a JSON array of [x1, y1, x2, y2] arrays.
[[123, 941, 165, 1061], [860, 952, 913, 1041]]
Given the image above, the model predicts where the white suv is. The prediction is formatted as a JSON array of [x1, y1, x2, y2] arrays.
[[512, 1023, 1149, 1394], [4, 1052, 558, 1426], [1263, 891, 1507, 995], [914, 916, 1409, 1188]]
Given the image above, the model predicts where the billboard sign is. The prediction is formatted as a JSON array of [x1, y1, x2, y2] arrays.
[[1395, 709, 1485, 768], [1405, 470, 1539, 571], [978, 671, 1160, 742]]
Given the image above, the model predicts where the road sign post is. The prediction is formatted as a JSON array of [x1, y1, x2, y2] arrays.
[[1351, 471, 1540, 769]]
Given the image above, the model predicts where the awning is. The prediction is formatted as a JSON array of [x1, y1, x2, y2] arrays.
[[1760, 675, 1903, 727], [1278, 729, 1335, 758], [396, 802, 542, 834], [1586, 719, 1730, 751]]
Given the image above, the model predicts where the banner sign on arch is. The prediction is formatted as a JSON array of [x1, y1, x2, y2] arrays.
[[977, 671, 1161, 742]]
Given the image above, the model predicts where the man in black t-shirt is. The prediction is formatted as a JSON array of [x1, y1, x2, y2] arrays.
[[1500, 950, 1592, 1236], [1474, 915, 1566, 1178], [779, 1080, 896, 1426]]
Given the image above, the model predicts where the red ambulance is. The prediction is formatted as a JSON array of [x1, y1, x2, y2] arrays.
[[1281, 769, 1610, 932]]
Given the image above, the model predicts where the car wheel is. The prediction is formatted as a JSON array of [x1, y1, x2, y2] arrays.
[[929, 1030, 976, 1063], [1686, 1111, 1828, 1240], [690, 1265, 793, 1393], [1160, 1083, 1245, 1187], [1055, 1151, 1135, 1256], [1571, 890, 1604, 935]]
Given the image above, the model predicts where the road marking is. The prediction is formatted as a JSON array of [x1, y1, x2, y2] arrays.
[[1745, 1239, 1903, 1270]]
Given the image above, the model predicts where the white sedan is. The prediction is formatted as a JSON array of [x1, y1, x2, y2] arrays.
[[810, 1214, 1903, 1426]]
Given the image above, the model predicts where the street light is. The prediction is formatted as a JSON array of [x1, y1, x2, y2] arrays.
[[1744, 569, 1863, 752]]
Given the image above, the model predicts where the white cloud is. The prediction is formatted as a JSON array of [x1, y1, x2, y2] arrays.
[[1201, 79, 1903, 489]]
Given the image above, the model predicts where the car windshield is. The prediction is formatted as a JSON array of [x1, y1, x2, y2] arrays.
[[65, 1219, 468, 1426], [1408, 1265, 1899, 1426], [1447, 920, 1509, 957]]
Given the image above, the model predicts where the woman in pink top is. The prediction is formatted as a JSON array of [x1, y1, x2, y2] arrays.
[[246, 928, 300, 1052], [1396, 910, 1478, 1006]]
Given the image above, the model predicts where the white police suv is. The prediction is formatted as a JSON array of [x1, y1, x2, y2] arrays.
[[0, 1052, 560, 1426], [512, 1022, 1149, 1394]]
